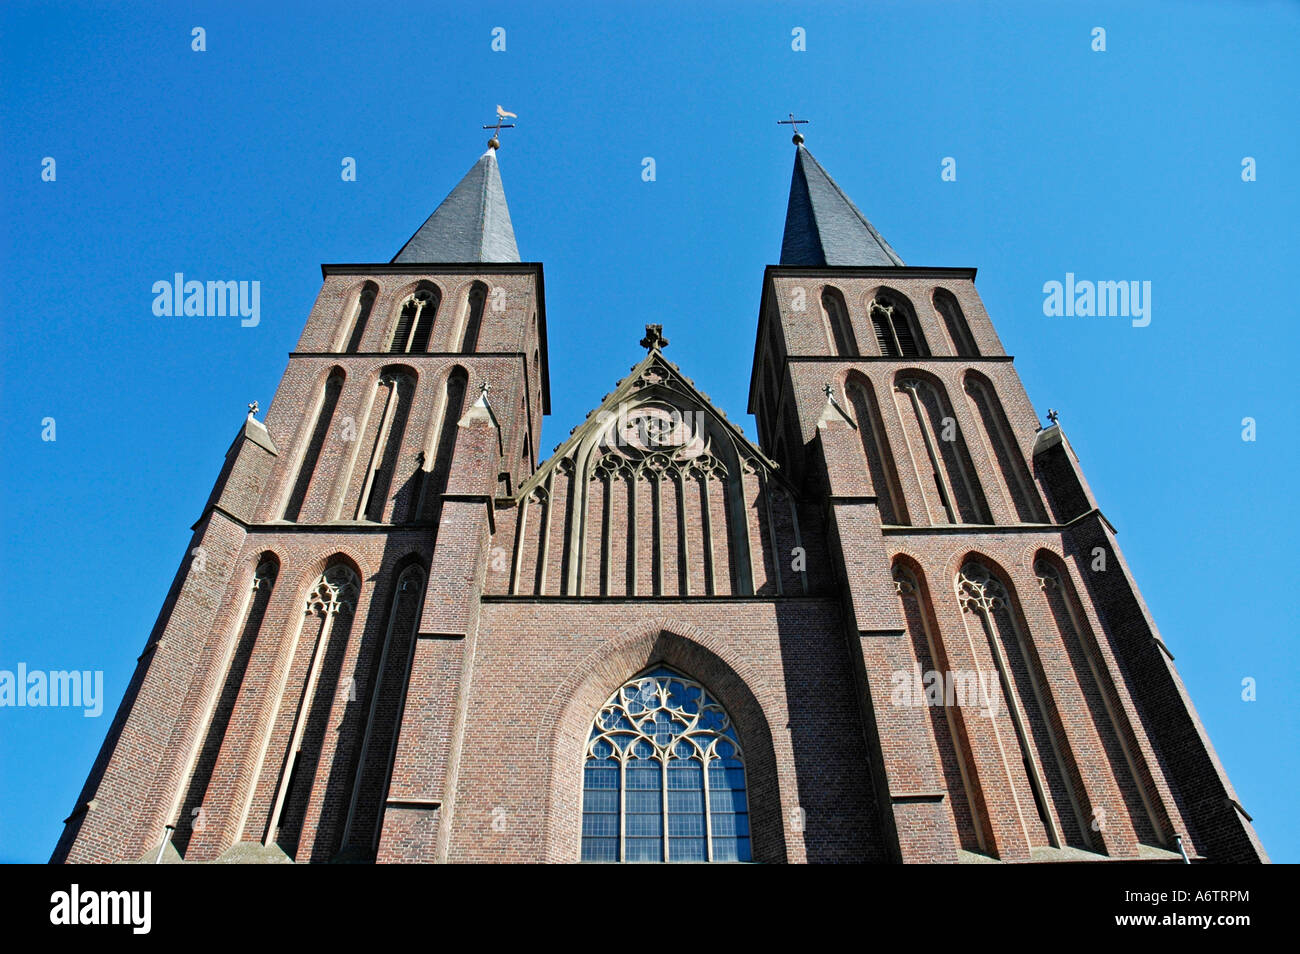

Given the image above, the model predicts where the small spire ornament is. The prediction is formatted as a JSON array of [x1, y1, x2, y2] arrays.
[[778, 112, 810, 145], [639, 324, 669, 351]]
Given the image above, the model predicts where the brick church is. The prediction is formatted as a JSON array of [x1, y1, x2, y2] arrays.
[[53, 130, 1266, 864]]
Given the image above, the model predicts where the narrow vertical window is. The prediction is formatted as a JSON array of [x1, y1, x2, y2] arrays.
[[934, 288, 978, 357], [269, 563, 360, 860], [173, 555, 279, 858], [581, 667, 751, 862], [358, 372, 415, 522], [461, 282, 487, 353], [821, 287, 857, 356], [338, 562, 426, 859], [283, 370, 344, 521], [964, 372, 1045, 523], [895, 375, 989, 524], [1034, 556, 1166, 847], [958, 561, 1090, 850], [342, 282, 378, 353], [415, 369, 468, 523], [846, 378, 908, 525], [893, 561, 985, 853]]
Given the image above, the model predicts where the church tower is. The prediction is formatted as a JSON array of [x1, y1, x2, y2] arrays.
[[746, 132, 1267, 863], [53, 141, 547, 863], [53, 131, 1266, 865]]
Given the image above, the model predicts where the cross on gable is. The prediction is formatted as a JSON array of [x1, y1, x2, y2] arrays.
[[639, 324, 669, 351]]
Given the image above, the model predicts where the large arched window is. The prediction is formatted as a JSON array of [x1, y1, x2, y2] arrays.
[[581, 667, 750, 863]]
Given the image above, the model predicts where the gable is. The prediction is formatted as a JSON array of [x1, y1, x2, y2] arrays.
[[499, 350, 808, 598]]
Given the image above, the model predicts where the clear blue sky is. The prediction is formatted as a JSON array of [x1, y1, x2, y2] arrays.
[[1, 0, 1295, 864]]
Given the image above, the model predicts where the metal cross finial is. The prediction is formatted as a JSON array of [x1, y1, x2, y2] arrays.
[[823, 382, 835, 400], [480, 380, 492, 397], [639, 324, 669, 351], [483, 105, 517, 150], [247, 400, 259, 418], [778, 112, 809, 145], [1047, 408, 1059, 425]]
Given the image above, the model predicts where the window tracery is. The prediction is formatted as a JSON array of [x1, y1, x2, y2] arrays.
[[581, 667, 750, 863]]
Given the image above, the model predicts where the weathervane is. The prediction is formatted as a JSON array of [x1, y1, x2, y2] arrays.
[[778, 112, 809, 145], [484, 105, 517, 150]]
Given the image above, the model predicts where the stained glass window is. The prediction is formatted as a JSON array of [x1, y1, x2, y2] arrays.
[[580, 667, 751, 862]]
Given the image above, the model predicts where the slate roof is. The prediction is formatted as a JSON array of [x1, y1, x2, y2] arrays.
[[779, 145, 904, 267], [392, 148, 520, 264]]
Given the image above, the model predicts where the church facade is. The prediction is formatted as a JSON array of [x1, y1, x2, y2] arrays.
[[53, 136, 1267, 864]]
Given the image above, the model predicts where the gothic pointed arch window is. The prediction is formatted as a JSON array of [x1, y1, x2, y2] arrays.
[[821, 286, 857, 356], [1032, 554, 1166, 847], [893, 559, 984, 853], [173, 554, 279, 858], [870, 292, 928, 357], [339, 560, 427, 858], [963, 371, 1045, 523], [957, 559, 1090, 850], [894, 373, 990, 525], [356, 369, 416, 522], [271, 562, 360, 860], [845, 375, 908, 525], [389, 286, 440, 354], [282, 368, 345, 521], [339, 281, 378, 353], [414, 367, 469, 523], [933, 287, 978, 357], [461, 281, 488, 353], [581, 666, 750, 863]]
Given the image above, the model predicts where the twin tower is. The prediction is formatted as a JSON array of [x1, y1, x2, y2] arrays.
[[54, 137, 1265, 864]]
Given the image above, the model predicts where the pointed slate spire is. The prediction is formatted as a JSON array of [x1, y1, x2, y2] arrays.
[[392, 148, 520, 264], [780, 145, 904, 267]]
